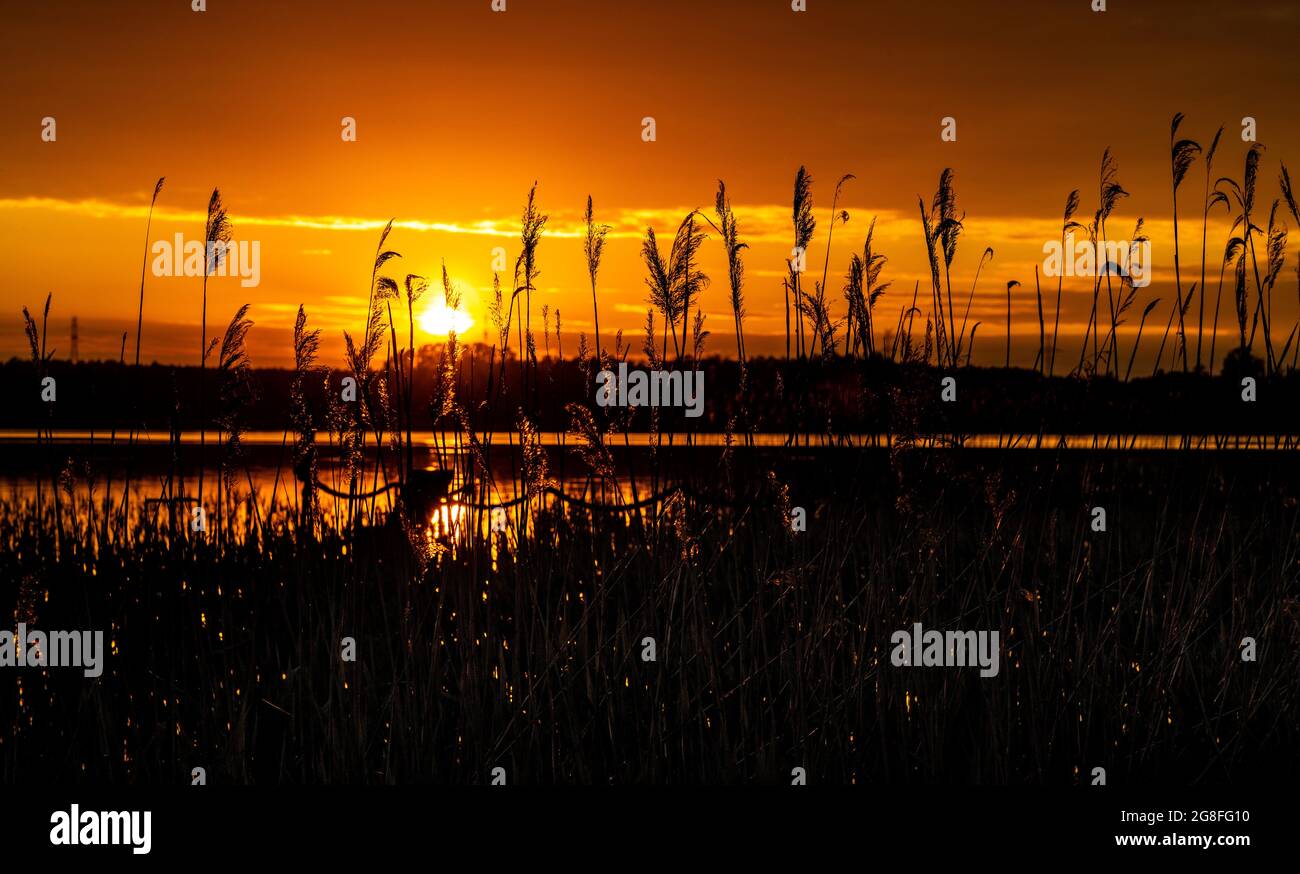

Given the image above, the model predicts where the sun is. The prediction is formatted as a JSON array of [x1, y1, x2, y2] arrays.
[[418, 301, 474, 337]]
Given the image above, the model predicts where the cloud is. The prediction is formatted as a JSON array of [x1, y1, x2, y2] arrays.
[[0, 195, 906, 244]]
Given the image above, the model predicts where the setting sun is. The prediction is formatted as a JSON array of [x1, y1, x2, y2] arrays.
[[418, 301, 474, 338]]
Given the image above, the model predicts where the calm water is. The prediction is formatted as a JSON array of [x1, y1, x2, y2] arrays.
[[4, 430, 1296, 520], [3, 429, 1296, 540]]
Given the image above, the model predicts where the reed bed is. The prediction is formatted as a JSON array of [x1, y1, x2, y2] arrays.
[[1, 444, 1297, 784], [5, 120, 1300, 783]]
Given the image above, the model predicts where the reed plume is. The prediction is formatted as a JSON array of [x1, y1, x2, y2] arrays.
[[642, 308, 661, 369], [917, 197, 943, 366], [216, 304, 255, 453], [1079, 150, 1127, 375], [198, 189, 232, 512], [1169, 113, 1202, 372], [668, 210, 709, 364], [691, 310, 709, 362], [797, 280, 841, 358], [843, 254, 865, 356], [710, 181, 748, 365], [564, 402, 616, 483], [818, 174, 854, 345], [342, 220, 399, 515], [1261, 200, 1288, 362], [1197, 126, 1225, 370], [22, 305, 40, 366], [215, 304, 255, 545], [933, 169, 963, 365], [402, 272, 428, 475], [641, 226, 673, 360], [512, 184, 547, 401], [1049, 190, 1083, 375], [791, 166, 816, 359], [135, 177, 165, 367], [1096, 150, 1127, 374], [584, 196, 609, 363], [1218, 145, 1273, 370], [430, 265, 462, 424], [517, 409, 554, 497], [291, 305, 322, 529], [1233, 246, 1249, 349]]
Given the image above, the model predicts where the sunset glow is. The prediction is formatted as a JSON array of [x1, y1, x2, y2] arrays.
[[418, 301, 474, 338], [4, 1, 1297, 369]]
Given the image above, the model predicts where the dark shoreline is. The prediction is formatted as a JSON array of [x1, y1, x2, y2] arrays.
[[3, 352, 1297, 435]]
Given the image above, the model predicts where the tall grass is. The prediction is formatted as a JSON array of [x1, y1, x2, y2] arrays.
[[1170, 113, 1202, 372], [1197, 127, 1226, 371], [1049, 190, 1083, 376], [791, 167, 816, 361], [584, 196, 609, 363], [198, 189, 232, 513], [134, 177, 165, 368], [5, 433, 1296, 784]]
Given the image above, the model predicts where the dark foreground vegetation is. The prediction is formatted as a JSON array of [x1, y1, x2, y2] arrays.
[[1, 446, 1297, 785]]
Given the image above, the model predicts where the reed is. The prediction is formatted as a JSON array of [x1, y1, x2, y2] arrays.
[[668, 210, 708, 365], [1126, 298, 1161, 381], [513, 184, 547, 405], [1102, 218, 1148, 372], [791, 167, 816, 361], [1097, 150, 1128, 375], [1218, 145, 1275, 372], [1169, 113, 1202, 372], [1033, 266, 1044, 373], [641, 226, 673, 361], [584, 196, 609, 363], [291, 305, 322, 530], [1197, 127, 1225, 371], [214, 304, 255, 547], [1280, 165, 1300, 371], [710, 181, 748, 366], [1005, 280, 1019, 368], [1049, 190, 1083, 376], [815, 175, 854, 355], [954, 247, 993, 367], [134, 177, 165, 368], [198, 189, 232, 515]]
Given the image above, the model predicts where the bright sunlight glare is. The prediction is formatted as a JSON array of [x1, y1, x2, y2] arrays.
[[418, 301, 474, 337]]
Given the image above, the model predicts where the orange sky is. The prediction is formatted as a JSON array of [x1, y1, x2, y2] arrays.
[[3, 0, 1299, 367]]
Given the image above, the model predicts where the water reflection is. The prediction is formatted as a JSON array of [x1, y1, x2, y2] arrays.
[[4, 429, 1295, 544], [3, 429, 1298, 450]]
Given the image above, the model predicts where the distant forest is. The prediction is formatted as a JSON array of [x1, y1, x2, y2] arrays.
[[3, 349, 1296, 435]]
